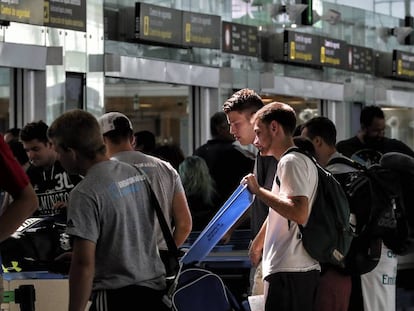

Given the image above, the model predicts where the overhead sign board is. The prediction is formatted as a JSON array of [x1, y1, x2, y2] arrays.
[[222, 21, 258, 57], [182, 11, 220, 49], [320, 37, 347, 69], [393, 50, 414, 80], [347, 44, 374, 74], [0, 0, 43, 25], [44, 0, 86, 32], [135, 2, 182, 46], [285, 31, 321, 66], [0, 0, 86, 32]]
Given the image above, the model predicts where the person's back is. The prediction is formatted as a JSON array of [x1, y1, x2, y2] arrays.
[[98, 112, 192, 251], [194, 111, 254, 208], [113, 151, 190, 246], [48, 109, 168, 311], [71, 159, 165, 287], [179, 155, 218, 230]]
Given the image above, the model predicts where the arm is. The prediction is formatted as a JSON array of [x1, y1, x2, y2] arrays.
[[172, 191, 192, 247], [69, 237, 95, 311], [244, 173, 309, 225], [0, 184, 38, 242], [249, 217, 267, 267]]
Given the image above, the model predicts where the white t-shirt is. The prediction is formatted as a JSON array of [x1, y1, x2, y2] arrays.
[[361, 243, 397, 311], [262, 148, 320, 279]]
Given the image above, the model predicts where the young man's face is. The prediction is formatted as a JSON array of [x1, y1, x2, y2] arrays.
[[23, 139, 55, 168], [253, 119, 273, 156], [226, 110, 256, 146]]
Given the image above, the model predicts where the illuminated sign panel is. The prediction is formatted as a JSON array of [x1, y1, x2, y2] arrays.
[[0, 0, 86, 32], [222, 21, 258, 57], [285, 31, 321, 66], [347, 45, 374, 74], [393, 50, 414, 80], [135, 2, 182, 46], [0, 0, 43, 25], [45, 0, 86, 32], [320, 37, 346, 69], [182, 11, 220, 49]]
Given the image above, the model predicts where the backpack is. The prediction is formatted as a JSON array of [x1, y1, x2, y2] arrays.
[[380, 152, 414, 235], [0, 216, 71, 273], [328, 156, 410, 274], [278, 148, 353, 267], [171, 267, 242, 311]]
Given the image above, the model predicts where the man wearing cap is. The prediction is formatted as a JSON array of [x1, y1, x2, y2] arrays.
[[98, 112, 192, 251]]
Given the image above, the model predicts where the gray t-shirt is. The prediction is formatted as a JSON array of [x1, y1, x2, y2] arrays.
[[111, 151, 184, 250], [67, 160, 165, 291]]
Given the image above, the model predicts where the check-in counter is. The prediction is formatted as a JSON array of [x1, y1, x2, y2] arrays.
[[0, 272, 91, 311], [1, 272, 68, 311]]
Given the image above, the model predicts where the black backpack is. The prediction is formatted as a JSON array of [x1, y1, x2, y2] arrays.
[[278, 148, 353, 267], [328, 156, 410, 275], [0, 216, 71, 273]]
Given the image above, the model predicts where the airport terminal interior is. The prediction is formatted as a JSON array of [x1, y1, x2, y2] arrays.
[[1, 0, 414, 310]]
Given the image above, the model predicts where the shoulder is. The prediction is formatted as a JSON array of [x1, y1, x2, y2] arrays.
[[337, 136, 360, 147], [385, 138, 414, 156], [326, 154, 359, 174], [280, 150, 315, 172], [137, 153, 180, 180], [337, 136, 360, 146], [336, 136, 363, 157]]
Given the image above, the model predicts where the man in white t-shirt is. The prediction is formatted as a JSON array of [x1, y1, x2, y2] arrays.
[[243, 102, 320, 311]]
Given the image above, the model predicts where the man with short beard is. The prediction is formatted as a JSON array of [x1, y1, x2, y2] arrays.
[[336, 105, 414, 165]]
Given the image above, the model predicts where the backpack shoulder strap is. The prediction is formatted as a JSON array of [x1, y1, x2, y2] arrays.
[[328, 156, 365, 170], [276, 147, 318, 185], [277, 147, 318, 230]]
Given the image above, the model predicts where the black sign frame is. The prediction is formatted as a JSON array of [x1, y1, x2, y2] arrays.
[[346, 44, 374, 75], [393, 50, 414, 81], [182, 11, 221, 49], [135, 2, 183, 47], [222, 21, 258, 57]]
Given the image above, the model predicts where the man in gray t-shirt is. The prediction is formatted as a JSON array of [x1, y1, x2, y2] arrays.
[[97, 112, 192, 251], [47, 109, 169, 311]]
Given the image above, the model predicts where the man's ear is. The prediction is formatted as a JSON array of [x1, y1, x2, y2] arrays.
[[270, 120, 278, 132], [313, 136, 323, 147]]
